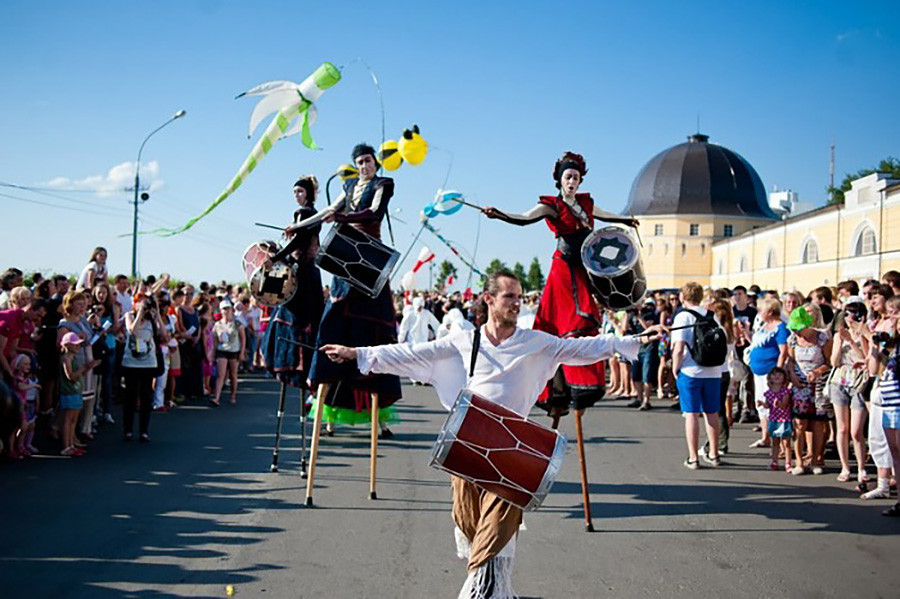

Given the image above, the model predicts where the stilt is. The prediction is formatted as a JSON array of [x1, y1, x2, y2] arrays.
[[269, 382, 288, 473], [574, 409, 594, 532], [299, 388, 308, 478], [305, 384, 328, 506], [369, 393, 379, 500]]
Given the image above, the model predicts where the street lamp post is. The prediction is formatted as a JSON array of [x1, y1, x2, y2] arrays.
[[131, 109, 187, 279]]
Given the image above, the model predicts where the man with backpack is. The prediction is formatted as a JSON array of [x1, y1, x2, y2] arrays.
[[672, 282, 727, 469]]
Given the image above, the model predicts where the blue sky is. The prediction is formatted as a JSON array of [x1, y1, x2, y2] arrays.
[[1, 1, 897, 288]]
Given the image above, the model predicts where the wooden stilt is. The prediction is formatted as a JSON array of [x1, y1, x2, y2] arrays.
[[269, 382, 288, 472], [369, 393, 379, 500], [304, 384, 328, 506], [574, 409, 594, 532], [299, 388, 308, 479]]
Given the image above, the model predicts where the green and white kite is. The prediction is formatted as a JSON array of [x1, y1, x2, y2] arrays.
[[155, 62, 341, 236]]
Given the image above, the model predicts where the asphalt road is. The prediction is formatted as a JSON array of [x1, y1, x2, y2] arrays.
[[1, 375, 898, 599]]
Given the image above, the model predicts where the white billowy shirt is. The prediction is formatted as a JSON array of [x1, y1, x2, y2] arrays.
[[398, 305, 442, 344], [357, 326, 640, 417]]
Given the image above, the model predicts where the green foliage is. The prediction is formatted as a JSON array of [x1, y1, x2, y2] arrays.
[[436, 260, 458, 290], [479, 258, 508, 289], [828, 156, 900, 205], [526, 257, 545, 292], [512, 262, 528, 290]]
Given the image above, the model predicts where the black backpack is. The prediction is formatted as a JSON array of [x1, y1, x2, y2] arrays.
[[684, 309, 727, 367]]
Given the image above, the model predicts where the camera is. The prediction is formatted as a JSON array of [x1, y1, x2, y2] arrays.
[[872, 331, 897, 350]]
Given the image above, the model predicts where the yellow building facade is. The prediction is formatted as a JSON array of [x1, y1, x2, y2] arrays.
[[709, 173, 900, 292]]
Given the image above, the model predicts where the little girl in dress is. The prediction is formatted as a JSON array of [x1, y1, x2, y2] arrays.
[[764, 367, 793, 472], [12, 355, 40, 456]]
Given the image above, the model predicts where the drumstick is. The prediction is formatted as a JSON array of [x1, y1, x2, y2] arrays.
[[255, 222, 284, 231], [447, 196, 486, 211], [277, 336, 322, 351], [632, 323, 698, 337]]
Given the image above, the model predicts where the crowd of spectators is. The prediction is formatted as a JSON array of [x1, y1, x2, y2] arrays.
[[4, 249, 900, 517], [0, 248, 264, 459], [589, 272, 900, 518]]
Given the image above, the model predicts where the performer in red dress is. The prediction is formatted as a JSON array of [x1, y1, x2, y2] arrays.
[[484, 151, 637, 417]]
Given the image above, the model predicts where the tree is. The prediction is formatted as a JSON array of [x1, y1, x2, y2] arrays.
[[479, 258, 508, 289], [828, 156, 900, 205], [512, 262, 528, 291], [526, 257, 545, 292], [436, 260, 457, 290]]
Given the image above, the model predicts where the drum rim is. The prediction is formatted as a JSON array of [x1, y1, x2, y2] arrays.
[[580, 225, 640, 277], [429, 389, 472, 468], [528, 432, 567, 511], [248, 261, 298, 308]]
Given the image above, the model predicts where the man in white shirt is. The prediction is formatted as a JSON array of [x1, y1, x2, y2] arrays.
[[323, 270, 646, 599], [672, 282, 722, 469], [113, 275, 133, 321]]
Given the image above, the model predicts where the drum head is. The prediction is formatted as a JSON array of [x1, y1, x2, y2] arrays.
[[581, 226, 639, 277], [249, 262, 297, 307]]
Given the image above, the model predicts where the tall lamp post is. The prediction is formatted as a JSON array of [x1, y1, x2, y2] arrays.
[[131, 109, 187, 278]]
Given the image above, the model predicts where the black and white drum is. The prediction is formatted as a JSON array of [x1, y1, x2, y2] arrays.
[[580, 226, 647, 311], [242, 241, 298, 307], [316, 224, 399, 298]]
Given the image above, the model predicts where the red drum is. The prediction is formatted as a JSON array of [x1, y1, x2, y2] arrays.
[[430, 389, 567, 511], [241, 241, 298, 307]]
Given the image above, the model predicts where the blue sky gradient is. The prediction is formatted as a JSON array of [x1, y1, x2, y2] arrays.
[[1, 1, 897, 287]]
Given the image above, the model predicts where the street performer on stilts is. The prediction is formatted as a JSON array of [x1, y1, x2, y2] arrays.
[[481, 151, 640, 531], [286, 143, 401, 436], [261, 175, 325, 473], [263, 175, 325, 390], [322, 270, 655, 599]]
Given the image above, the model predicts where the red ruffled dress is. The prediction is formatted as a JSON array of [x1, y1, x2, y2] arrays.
[[533, 193, 606, 411]]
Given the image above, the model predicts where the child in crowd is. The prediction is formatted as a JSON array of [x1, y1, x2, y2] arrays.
[[12, 354, 40, 456], [59, 332, 99, 456], [764, 366, 793, 471]]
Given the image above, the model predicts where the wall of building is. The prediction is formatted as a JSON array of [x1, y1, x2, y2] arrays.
[[636, 215, 777, 289], [709, 174, 900, 292]]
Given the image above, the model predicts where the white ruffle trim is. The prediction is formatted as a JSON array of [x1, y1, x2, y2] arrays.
[[458, 557, 517, 599], [454, 527, 516, 560]]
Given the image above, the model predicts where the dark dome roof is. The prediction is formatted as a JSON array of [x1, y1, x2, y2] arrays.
[[624, 134, 777, 219]]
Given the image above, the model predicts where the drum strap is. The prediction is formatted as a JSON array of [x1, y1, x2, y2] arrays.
[[469, 327, 481, 378]]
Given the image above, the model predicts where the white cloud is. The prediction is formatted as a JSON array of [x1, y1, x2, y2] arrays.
[[836, 30, 859, 43], [43, 161, 165, 195]]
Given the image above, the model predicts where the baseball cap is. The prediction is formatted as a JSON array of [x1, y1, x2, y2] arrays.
[[60, 332, 84, 346]]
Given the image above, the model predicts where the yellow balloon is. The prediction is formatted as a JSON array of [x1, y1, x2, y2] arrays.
[[378, 140, 403, 172], [336, 164, 359, 180], [398, 125, 428, 165]]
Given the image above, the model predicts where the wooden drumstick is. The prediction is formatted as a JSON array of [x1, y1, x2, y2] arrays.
[[447, 196, 486, 211], [574, 409, 595, 532], [254, 221, 284, 231], [305, 383, 329, 506], [369, 393, 380, 500]]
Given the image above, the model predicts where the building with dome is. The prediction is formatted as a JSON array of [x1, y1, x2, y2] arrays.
[[624, 133, 779, 289], [624, 133, 900, 292]]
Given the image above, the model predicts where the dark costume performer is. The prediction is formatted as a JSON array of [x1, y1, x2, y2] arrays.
[[307, 144, 401, 426], [261, 175, 324, 388]]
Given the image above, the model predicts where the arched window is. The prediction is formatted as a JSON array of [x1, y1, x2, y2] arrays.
[[681, 243, 687, 257], [701, 243, 706, 256], [801, 239, 819, 264], [854, 227, 877, 256], [739, 255, 748, 272], [647, 243, 653, 256], [718, 260, 724, 275], [664, 244, 669, 256], [766, 248, 778, 269]]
